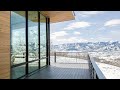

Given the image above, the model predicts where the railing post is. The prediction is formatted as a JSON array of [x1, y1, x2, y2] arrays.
[[94, 70, 97, 79], [89, 57, 106, 79], [88, 54, 92, 79], [76, 53, 77, 63], [90, 62, 92, 79], [54, 52, 56, 63], [92, 67, 94, 79]]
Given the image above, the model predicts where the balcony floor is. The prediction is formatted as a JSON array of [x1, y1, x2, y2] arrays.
[[26, 62, 91, 79]]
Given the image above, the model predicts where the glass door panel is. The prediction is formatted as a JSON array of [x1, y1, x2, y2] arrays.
[[40, 13, 47, 67], [11, 11, 26, 78], [28, 11, 39, 73]]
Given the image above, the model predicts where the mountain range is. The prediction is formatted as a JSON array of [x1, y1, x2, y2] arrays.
[[51, 41, 120, 52]]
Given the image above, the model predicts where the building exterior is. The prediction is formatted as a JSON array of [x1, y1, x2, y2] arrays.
[[0, 11, 75, 79]]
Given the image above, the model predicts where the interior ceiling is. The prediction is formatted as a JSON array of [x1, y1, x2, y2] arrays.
[[14, 11, 75, 23]]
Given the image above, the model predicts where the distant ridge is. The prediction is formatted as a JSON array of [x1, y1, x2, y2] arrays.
[[51, 41, 120, 52]]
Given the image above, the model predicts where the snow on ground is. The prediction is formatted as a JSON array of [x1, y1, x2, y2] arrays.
[[96, 62, 120, 79], [50, 56, 88, 63], [89, 51, 120, 62]]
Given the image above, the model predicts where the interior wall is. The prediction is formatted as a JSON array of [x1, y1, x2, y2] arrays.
[[0, 11, 10, 79]]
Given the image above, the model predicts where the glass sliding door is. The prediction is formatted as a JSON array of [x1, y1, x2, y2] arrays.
[[11, 11, 26, 79], [12, 65, 26, 79], [28, 11, 39, 73], [11, 11, 48, 79], [40, 13, 47, 67]]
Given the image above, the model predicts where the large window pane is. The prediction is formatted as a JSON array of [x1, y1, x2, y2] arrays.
[[28, 11, 39, 72], [11, 11, 26, 65], [12, 65, 25, 79], [29, 61, 39, 73], [11, 11, 26, 79], [28, 11, 39, 61], [40, 14, 46, 58], [41, 59, 46, 67], [40, 13, 47, 66], [11, 11, 48, 78]]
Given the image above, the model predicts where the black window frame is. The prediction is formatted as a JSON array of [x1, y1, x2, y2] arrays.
[[10, 11, 50, 79]]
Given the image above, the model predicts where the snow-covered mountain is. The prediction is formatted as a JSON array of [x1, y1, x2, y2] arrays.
[[51, 41, 120, 52]]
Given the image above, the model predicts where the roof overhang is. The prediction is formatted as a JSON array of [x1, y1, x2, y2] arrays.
[[40, 11, 75, 23], [11, 11, 75, 30], [14, 11, 75, 23]]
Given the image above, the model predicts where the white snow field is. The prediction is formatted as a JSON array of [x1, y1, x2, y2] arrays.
[[51, 55, 120, 79], [50, 56, 88, 63], [96, 62, 120, 79]]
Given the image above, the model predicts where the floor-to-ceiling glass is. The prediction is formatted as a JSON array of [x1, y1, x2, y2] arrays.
[[28, 11, 39, 73], [11, 11, 48, 79], [40, 14, 47, 67], [11, 11, 26, 79]]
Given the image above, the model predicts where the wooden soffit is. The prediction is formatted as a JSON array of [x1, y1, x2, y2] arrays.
[[40, 11, 75, 23], [13, 11, 75, 23]]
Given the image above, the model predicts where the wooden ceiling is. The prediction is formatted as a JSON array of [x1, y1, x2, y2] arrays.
[[14, 11, 75, 23], [40, 11, 75, 23]]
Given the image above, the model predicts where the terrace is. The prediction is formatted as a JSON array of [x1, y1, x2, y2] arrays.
[[1, 11, 112, 79], [25, 52, 106, 79]]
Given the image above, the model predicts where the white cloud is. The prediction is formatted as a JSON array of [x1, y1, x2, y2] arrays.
[[51, 31, 67, 37], [51, 36, 88, 45], [63, 21, 91, 30], [104, 19, 120, 27], [82, 37, 112, 42], [91, 30, 120, 42], [50, 31, 68, 42], [74, 31, 81, 35], [90, 38, 94, 40], [109, 30, 120, 40], [78, 11, 105, 17], [67, 37, 88, 43], [97, 37, 112, 42]]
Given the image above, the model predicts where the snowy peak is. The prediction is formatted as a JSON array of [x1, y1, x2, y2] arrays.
[[51, 41, 120, 52]]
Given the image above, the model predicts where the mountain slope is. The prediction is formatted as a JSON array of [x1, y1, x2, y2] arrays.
[[51, 41, 120, 52]]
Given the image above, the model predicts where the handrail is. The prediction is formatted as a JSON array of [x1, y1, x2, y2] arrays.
[[89, 56, 106, 79], [51, 51, 88, 53], [52, 52, 89, 63], [52, 51, 106, 79]]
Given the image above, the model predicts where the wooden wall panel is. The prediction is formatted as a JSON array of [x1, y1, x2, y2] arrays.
[[0, 11, 10, 79]]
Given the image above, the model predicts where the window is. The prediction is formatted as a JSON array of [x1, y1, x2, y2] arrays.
[[11, 11, 48, 79], [12, 65, 25, 79], [11, 11, 26, 78], [28, 11, 39, 72], [40, 13, 47, 67]]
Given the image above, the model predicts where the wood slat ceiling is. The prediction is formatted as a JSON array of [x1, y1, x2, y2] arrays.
[[14, 11, 46, 22], [14, 11, 75, 23], [40, 11, 75, 23]]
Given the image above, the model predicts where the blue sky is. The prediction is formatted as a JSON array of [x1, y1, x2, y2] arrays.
[[50, 11, 120, 45]]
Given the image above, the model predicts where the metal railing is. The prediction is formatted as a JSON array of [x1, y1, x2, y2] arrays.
[[88, 56, 106, 79], [51, 51, 106, 79], [51, 51, 89, 63]]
